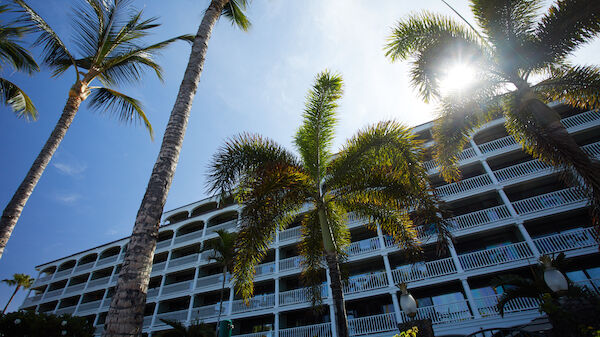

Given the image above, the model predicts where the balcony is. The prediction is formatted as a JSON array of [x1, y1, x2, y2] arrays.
[[21, 294, 43, 306], [279, 226, 301, 243], [511, 187, 586, 216], [155, 309, 189, 326], [400, 300, 472, 325], [167, 254, 199, 270], [279, 285, 327, 307], [562, 109, 600, 132], [573, 278, 600, 295], [435, 173, 494, 199], [64, 283, 86, 294], [151, 261, 167, 274], [197, 273, 229, 290], [583, 141, 600, 158], [474, 294, 539, 317], [478, 135, 519, 156], [147, 287, 160, 299], [87, 276, 111, 289], [191, 303, 220, 320], [391, 257, 457, 285], [53, 269, 73, 279], [533, 227, 599, 255], [162, 280, 193, 296], [206, 219, 237, 235], [494, 159, 553, 184], [173, 230, 203, 245], [424, 147, 477, 172], [33, 274, 53, 286], [279, 322, 332, 337], [96, 255, 119, 267], [230, 293, 275, 314], [347, 237, 381, 257], [156, 240, 172, 250], [458, 241, 534, 272], [74, 262, 95, 273], [343, 270, 389, 295], [43, 289, 64, 300], [143, 316, 153, 328], [77, 300, 102, 313], [279, 256, 302, 272], [55, 305, 76, 315], [448, 205, 512, 234], [255, 262, 275, 277], [348, 312, 397, 336]]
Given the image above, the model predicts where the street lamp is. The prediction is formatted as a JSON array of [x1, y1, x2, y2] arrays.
[[398, 283, 417, 318], [540, 256, 568, 293]]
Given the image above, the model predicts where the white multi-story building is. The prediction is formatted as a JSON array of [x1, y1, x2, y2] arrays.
[[20, 106, 600, 337]]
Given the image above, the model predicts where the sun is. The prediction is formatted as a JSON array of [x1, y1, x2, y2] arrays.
[[439, 63, 477, 95]]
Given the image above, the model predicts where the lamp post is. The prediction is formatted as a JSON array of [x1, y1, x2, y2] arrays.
[[396, 283, 433, 337], [398, 283, 417, 318]]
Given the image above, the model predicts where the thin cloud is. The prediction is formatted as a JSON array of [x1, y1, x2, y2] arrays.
[[53, 192, 82, 205], [53, 162, 87, 176]]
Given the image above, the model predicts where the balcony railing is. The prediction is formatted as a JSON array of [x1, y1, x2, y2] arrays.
[[34, 274, 53, 285], [156, 240, 172, 250], [279, 285, 327, 307], [233, 332, 275, 337], [174, 230, 203, 245], [74, 262, 95, 273], [155, 309, 189, 325], [448, 205, 512, 233], [197, 273, 229, 289], [494, 159, 552, 183], [151, 261, 167, 273], [88, 276, 111, 288], [392, 257, 457, 284], [533, 227, 599, 255], [279, 256, 302, 272], [583, 141, 600, 158], [255, 262, 275, 277], [44, 289, 64, 299], [143, 316, 153, 328], [478, 135, 518, 155], [64, 283, 86, 294], [77, 300, 102, 313], [562, 109, 600, 130], [231, 293, 275, 313], [573, 278, 600, 295], [400, 300, 472, 325], [54, 269, 73, 279], [96, 255, 119, 266], [512, 187, 586, 216], [423, 147, 477, 172], [55, 305, 76, 315], [206, 219, 238, 235], [458, 241, 534, 271], [474, 294, 539, 317], [279, 322, 332, 337], [280, 226, 301, 242], [168, 253, 199, 269], [348, 312, 397, 336], [347, 237, 381, 257], [343, 270, 388, 295], [162, 280, 193, 295], [435, 173, 494, 198], [191, 303, 220, 320]]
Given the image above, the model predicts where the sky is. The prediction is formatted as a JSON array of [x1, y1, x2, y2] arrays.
[[0, 0, 599, 312]]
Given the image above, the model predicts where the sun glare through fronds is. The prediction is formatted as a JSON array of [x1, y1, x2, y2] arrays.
[[439, 63, 476, 95]]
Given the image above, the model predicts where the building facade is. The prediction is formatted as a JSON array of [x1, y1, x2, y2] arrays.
[[20, 106, 600, 337]]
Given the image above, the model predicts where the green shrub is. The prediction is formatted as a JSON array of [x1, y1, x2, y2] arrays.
[[0, 311, 94, 337]]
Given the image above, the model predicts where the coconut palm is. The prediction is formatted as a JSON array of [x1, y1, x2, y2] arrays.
[[203, 229, 237, 336], [1, 273, 33, 314], [384, 0, 600, 229], [103, 1, 250, 335], [0, 0, 193, 259], [207, 71, 448, 337], [0, 4, 38, 119]]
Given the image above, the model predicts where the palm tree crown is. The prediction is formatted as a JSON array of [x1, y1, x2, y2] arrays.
[[0, 4, 38, 119], [208, 70, 448, 337], [2, 273, 33, 313], [385, 0, 600, 233]]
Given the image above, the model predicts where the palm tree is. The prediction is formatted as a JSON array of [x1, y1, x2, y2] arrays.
[[0, 0, 193, 259], [0, 4, 38, 119], [157, 319, 215, 337], [384, 0, 600, 231], [203, 229, 237, 336], [102, 1, 250, 335], [207, 71, 448, 337], [1, 273, 33, 314]]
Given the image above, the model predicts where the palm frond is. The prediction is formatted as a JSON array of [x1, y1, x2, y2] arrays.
[[222, 0, 251, 31], [530, 0, 600, 68], [298, 210, 326, 307], [294, 70, 343, 181], [0, 77, 37, 119], [0, 27, 39, 74], [158, 318, 188, 334], [532, 65, 600, 110], [470, 0, 541, 46], [87, 87, 153, 139], [207, 133, 301, 196], [491, 274, 545, 317], [204, 229, 236, 271], [11, 0, 77, 77]]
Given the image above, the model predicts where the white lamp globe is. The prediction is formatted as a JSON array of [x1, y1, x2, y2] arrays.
[[544, 267, 568, 292], [398, 283, 417, 318]]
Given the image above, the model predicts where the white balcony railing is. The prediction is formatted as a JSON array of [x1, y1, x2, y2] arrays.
[[74, 262, 95, 273], [191, 303, 220, 320], [494, 159, 552, 183], [231, 293, 275, 313], [206, 219, 238, 235], [34, 274, 53, 285], [279, 256, 302, 272], [96, 255, 119, 266], [255, 262, 275, 277], [147, 287, 160, 299], [562, 109, 600, 130], [44, 289, 64, 299], [174, 230, 203, 245], [435, 173, 493, 198], [348, 312, 397, 336], [152, 261, 167, 273], [478, 135, 518, 155], [156, 240, 172, 250], [573, 278, 600, 295], [64, 283, 86, 294], [155, 309, 189, 325], [583, 141, 600, 158], [279, 226, 302, 242], [54, 269, 73, 279], [197, 273, 229, 289], [88, 276, 111, 288], [55, 305, 76, 315], [448, 205, 512, 233], [162, 280, 193, 295], [143, 316, 153, 328], [77, 300, 102, 313], [347, 237, 381, 257], [401, 300, 472, 325], [458, 241, 534, 271], [474, 294, 539, 317], [22, 294, 43, 306], [168, 254, 199, 269], [343, 270, 388, 295], [512, 187, 586, 216], [392, 257, 457, 284], [279, 285, 327, 307], [423, 147, 477, 172], [533, 227, 599, 255], [279, 322, 332, 337]]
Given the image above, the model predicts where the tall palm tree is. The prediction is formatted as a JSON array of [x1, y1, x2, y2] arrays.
[[384, 0, 600, 231], [102, 1, 250, 335], [207, 71, 448, 337], [204, 229, 237, 336], [0, 0, 193, 259], [0, 4, 38, 119], [1, 273, 33, 314]]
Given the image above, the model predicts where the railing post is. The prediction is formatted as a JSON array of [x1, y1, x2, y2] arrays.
[[515, 222, 541, 257], [460, 278, 481, 319]]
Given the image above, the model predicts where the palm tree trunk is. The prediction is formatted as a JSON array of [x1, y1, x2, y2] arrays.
[[318, 207, 349, 337], [102, 1, 228, 335], [2, 285, 20, 314], [216, 267, 227, 337], [0, 83, 86, 258]]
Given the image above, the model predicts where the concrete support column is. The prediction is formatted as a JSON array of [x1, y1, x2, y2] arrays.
[[325, 268, 337, 337], [516, 222, 541, 257], [460, 278, 481, 319], [274, 312, 280, 337], [150, 297, 161, 329], [469, 139, 483, 157], [376, 224, 387, 251], [448, 241, 464, 273], [227, 287, 235, 316], [390, 290, 403, 324], [275, 248, 280, 274], [480, 159, 500, 185], [382, 254, 395, 289], [274, 278, 280, 308], [186, 267, 201, 323], [498, 189, 519, 218], [150, 275, 167, 327]]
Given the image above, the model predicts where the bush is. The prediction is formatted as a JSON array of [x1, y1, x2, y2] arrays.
[[0, 311, 94, 337]]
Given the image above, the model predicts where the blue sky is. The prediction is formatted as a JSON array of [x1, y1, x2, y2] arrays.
[[0, 0, 598, 311]]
